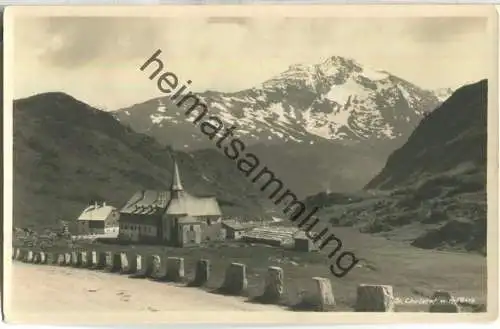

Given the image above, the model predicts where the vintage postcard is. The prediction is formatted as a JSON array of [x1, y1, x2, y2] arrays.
[[2, 4, 499, 325]]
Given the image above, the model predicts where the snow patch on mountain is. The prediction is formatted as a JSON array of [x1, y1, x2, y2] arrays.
[[157, 100, 167, 113], [433, 87, 454, 102], [332, 109, 351, 127], [325, 79, 371, 105], [268, 102, 292, 125], [361, 67, 389, 81], [150, 113, 179, 124], [397, 85, 412, 105]]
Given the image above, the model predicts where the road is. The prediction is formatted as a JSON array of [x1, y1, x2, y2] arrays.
[[6, 262, 286, 323]]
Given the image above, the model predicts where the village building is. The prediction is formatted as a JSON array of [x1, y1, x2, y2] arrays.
[[118, 160, 225, 246], [221, 220, 258, 240], [76, 202, 120, 235], [293, 231, 320, 252]]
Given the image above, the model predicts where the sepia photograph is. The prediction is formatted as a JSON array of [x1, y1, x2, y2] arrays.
[[2, 4, 498, 325]]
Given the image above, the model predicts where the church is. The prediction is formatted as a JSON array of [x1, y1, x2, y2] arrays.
[[118, 160, 225, 246]]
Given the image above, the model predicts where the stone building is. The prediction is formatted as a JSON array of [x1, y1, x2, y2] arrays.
[[293, 231, 319, 252], [76, 202, 120, 235], [118, 160, 224, 246], [221, 220, 257, 240]]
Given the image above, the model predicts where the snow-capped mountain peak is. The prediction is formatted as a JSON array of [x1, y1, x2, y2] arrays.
[[115, 55, 444, 149]]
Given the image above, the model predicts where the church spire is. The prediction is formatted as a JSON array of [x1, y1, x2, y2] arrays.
[[172, 159, 184, 192]]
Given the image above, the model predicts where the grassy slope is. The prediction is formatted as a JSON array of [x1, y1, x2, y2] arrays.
[[13, 92, 268, 230]]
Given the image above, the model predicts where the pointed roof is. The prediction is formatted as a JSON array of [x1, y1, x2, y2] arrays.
[[172, 160, 184, 191]]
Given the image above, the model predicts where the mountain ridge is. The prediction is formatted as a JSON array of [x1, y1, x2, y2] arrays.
[[13, 92, 269, 229]]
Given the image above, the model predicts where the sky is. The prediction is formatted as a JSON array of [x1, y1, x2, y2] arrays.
[[12, 15, 491, 110]]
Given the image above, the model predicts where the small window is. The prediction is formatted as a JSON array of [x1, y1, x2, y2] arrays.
[[190, 225, 194, 231]]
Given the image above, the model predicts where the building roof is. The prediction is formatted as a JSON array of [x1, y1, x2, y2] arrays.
[[120, 160, 222, 218], [120, 189, 221, 217], [78, 204, 116, 221], [166, 191, 222, 216], [166, 159, 221, 216], [120, 190, 171, 215], [222, 220, 257, 231], [293, 230, 311, 240], [176, 215, 201, 224]]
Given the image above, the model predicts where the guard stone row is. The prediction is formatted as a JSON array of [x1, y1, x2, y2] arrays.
[[12, 247, 461, 313]]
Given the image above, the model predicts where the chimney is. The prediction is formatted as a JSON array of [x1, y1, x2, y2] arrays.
[[103, 201, 107, 207]]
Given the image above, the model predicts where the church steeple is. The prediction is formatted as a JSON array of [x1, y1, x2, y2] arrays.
[[171, 159, 184, 192]]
